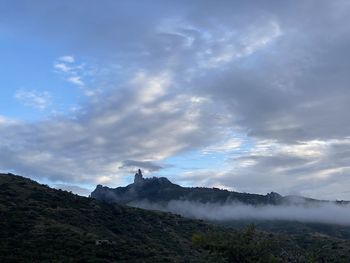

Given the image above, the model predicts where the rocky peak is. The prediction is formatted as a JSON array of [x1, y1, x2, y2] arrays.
[[266, 191, 282, 200], [134, 169, 144, 184]]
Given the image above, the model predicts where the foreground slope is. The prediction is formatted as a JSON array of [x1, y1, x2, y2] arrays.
[[0, 173, 212, 262]]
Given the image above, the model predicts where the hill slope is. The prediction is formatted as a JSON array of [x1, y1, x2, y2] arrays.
[[0, 173, 214, 262]]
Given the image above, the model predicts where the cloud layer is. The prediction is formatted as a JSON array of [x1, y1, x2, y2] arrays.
[[132, 200, 350, 226]]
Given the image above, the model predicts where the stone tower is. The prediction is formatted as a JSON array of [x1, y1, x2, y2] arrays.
[[134, 169, 143, 184]]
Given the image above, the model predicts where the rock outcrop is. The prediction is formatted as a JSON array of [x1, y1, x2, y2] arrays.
[[134, 169, 144, 184]]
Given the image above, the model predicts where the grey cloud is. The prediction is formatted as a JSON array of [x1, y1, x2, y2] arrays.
[[120, 160, 164, 172], [178, 140, 350, 200], [194, 1, 350, 143]]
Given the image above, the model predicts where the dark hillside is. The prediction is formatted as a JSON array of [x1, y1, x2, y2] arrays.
[[0, 173, 213, 262]]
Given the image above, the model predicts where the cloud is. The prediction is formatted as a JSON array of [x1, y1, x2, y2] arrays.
[[0, 70, 221, 186], [53, 56, 100, 97], [67, 76, 84, 86], [54, 63, 72, 73], [132, 200, 350, 226], [177, 139, 350, 200], [15, 90, 52, 110], [202, 138, 242, 154], [58, 55, 75, 63], [194, 2, 350, 143], [120, 160, 164, 172], [0, 116, 16, 126]]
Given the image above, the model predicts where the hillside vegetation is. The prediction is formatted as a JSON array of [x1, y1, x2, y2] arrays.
[[2, 173, 350, 262], [0, 173, 212, 262]]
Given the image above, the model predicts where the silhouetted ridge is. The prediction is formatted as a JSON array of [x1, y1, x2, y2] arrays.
[[91, 171, 288, 205], [92, 170, 181, 204], [91, 171, 348, 207]]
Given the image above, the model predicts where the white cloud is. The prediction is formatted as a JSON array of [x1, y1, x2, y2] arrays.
[[67, 76, 84, 86], [15, 90, 52, 110], [193, 20, 282, 69], [202, 138, 242, 154], [54, 56, 102, 98], [54, 62, 71, 73], [131, 71, 172, 104], [58, 55, 75, 63]]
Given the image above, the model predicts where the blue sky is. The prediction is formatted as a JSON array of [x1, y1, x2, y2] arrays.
[[0, 31, 82, 120], [1, 0, 350, 200]]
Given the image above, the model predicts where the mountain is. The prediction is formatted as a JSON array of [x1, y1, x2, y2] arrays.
[[2, 172, 350, 262], [91, 169, 341, 206], [91, 170, 350, 240]]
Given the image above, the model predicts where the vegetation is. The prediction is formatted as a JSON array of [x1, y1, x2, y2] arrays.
[[193, 225, 350, 262], [0, 173, 213, 262], [2, 173, 350, 262], [221, 219, 350, 240]]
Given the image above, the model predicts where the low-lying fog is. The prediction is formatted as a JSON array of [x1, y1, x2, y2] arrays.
[[130, 200, 350, 226]]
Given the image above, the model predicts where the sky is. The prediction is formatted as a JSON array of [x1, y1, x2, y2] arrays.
[[1, 0, 350, 199]]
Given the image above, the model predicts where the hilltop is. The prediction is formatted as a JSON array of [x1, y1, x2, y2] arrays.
[[91, 169, 344, 206], [92, 169, 283, 205]]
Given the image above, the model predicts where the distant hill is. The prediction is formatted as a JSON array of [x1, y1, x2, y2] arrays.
[[91, 170, 350, 240], [91, 170, 280, 205], [91, 169, 344, 206]]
